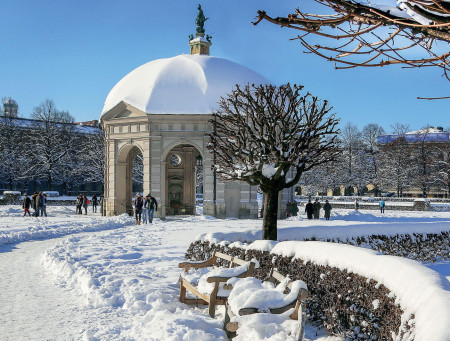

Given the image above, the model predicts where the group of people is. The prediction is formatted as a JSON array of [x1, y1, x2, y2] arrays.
[[75, 194, 104, 215], [22, 192, 48, 217], [305, 198, 332, 220], [134, 193, 158, 225]]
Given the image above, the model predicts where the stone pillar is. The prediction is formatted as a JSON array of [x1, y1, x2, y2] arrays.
[[105, 139, 117, 216], [150, 136, 164, 219], [142, 138, 151, 197], [182, 146, 195, 209]]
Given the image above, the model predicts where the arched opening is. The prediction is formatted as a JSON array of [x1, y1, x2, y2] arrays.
[[132, 152, 144, 195], [165, 144, 203, 216], [116, 145, 144, 216]]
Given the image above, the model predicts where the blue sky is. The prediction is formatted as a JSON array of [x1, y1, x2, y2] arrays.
[[1, 0, 448, 132]]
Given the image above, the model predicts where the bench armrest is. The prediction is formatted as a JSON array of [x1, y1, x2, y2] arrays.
[[178, 257, 215, 270]]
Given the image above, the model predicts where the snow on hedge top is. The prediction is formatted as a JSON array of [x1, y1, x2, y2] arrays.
[[204, 237, 450, 341], [101, 54, 269, 117]]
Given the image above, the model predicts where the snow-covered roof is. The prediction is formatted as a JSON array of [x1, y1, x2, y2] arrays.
[[377, 127, 450, 143], [0, 116, 101, 135], [101, 54, 269, 117]]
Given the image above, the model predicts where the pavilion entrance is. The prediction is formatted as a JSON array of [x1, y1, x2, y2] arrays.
[[165, 144, 202, 216]]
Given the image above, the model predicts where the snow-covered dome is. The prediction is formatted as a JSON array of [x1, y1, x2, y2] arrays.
[[101, 54, 269, 116]]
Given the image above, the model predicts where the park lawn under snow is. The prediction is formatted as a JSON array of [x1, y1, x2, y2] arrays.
[[0, 205, 449, 340]]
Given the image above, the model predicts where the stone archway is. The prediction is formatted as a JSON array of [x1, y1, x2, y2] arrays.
[[165, 144, 202, 216], [115, 144, 144, 215]]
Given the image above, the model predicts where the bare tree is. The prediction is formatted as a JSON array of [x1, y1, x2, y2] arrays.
[[254, 0, 450, 96], [28, 99, 76, 189], [208, 83, 340, 240], [378, 136, 413, 196], [362, 123, 385, 189], [409, 127, 442, 196], [339, 122, 363, 192], [0, 115, 25, 189]]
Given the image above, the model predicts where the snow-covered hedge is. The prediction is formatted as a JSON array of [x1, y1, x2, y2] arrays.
[[303, 231, 449, 262], [185, 240, 450, 341]]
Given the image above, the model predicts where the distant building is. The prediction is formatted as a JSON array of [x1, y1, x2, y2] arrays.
[[377, 127, 450, 144], [3, 97, 18, 118]]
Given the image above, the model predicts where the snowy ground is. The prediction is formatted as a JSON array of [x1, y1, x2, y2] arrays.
[[0, 205, 449, 340]]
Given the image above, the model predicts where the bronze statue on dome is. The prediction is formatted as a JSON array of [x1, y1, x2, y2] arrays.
[[195, 4, 208, 35]]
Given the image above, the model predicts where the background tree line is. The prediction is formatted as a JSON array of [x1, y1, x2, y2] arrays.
[[0, 99, 104, 194], [299, 123, 450, 198]]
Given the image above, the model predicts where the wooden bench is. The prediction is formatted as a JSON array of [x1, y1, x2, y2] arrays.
[[178, 252, 256, 318], [224, 268, 309, 340]]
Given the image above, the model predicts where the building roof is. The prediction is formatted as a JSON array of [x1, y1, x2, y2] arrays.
[[377, 127, 450, 143], [0, 116, 102, 134], [100, 54, 269, 118]]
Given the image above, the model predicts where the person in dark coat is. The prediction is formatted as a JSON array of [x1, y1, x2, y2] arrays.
[[135, 194, 144, 225], [305, 200, 314, 219], [92, 194, 98, 213], [42, 193, 48, 217], [313, 199, 321, 219], [31, 192, 39, 216], [82, 195, 89, 215], [36, 192, 44, 217], [76, 195, 83, 214], [147, 194, 158, 224], [22, 194, 32, 216], [323, 200, 332, 220]]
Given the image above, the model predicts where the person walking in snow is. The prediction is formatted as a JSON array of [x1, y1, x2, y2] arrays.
[[76, 194, 83, 214], [31, 192, 39, 216], [22, 194, 31, 217], [380, 199, 385, 214], [354, 199, 360, 211], [92, 194, 98, 213], [313, 199, 321, 219], [42, 193, 48, 217], [134, 194, 143, 225], [36, 192, 44, 217], [323, 200, 332, 221], [82, 195, 89, 215], [142, 195, 149, 224], [305, 200, 314, 220], [147, 194, 158, 224]]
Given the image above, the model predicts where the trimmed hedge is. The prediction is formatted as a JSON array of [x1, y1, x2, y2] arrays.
[[186, 240, 412, 340], [303, 232, 449, 263]]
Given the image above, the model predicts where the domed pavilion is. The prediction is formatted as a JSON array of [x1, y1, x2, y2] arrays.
[[100, 13, 292, 219]]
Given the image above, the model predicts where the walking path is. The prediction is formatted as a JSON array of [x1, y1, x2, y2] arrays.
[[0, 238, 98, 340]]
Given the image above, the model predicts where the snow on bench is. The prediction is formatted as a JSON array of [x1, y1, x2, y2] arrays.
[[224, 269, 308, 340], [178, 251, 257, 318]]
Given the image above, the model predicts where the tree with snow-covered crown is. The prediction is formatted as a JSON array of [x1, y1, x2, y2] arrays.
[[208, 83, 340, 240]]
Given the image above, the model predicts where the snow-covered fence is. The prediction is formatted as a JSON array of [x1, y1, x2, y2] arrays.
[[185, 240, 450, 341]]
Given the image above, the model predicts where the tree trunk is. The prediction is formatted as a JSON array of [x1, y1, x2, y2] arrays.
[[262, 188, 279, 240]]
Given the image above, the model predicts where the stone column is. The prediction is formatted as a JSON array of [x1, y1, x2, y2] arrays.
[[150, 136, 164, 219]]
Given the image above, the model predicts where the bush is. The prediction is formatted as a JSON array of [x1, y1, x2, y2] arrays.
[[185, 241, 412, 340]]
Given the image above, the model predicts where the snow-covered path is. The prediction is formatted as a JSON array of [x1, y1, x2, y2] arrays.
[[0, 239, 93, 340], [0, 206, 448, 340]]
